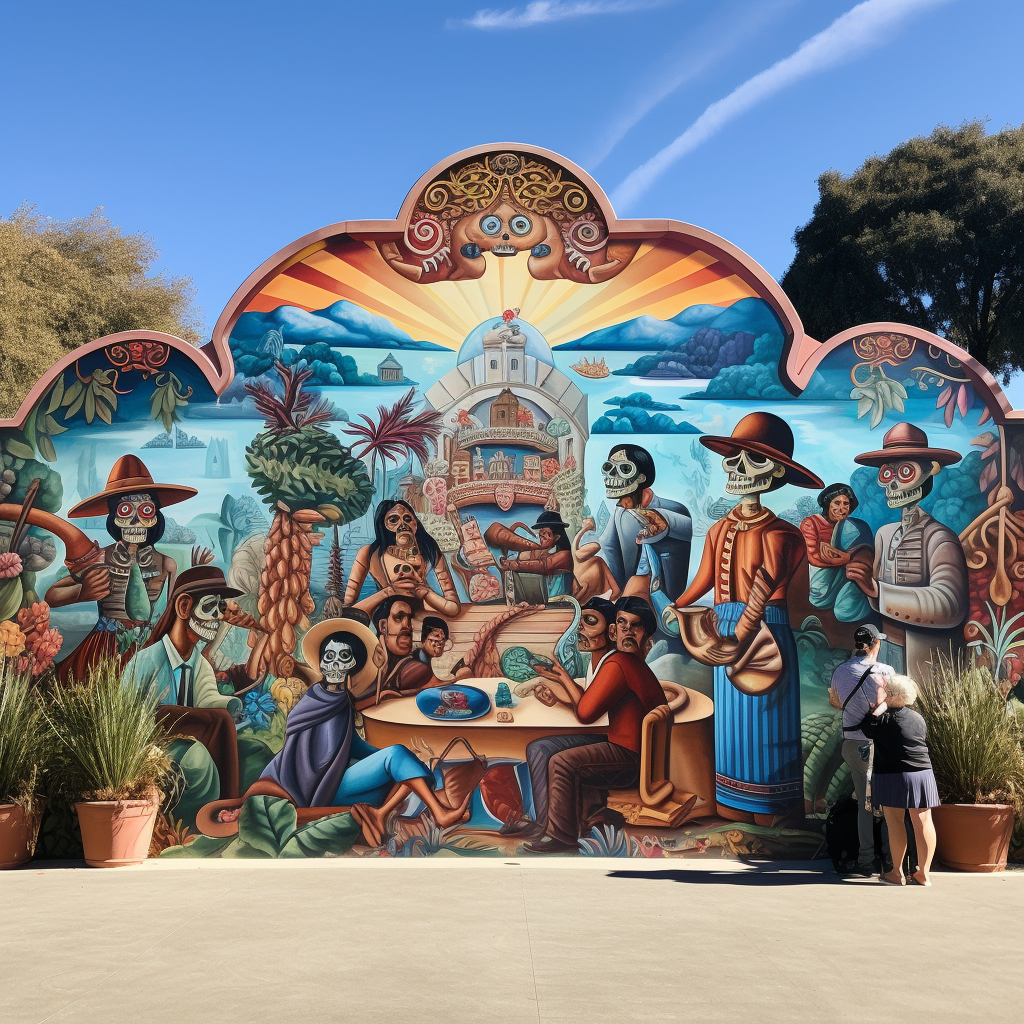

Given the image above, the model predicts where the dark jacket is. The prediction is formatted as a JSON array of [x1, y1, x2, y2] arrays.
[[856, 705, 933, 774]]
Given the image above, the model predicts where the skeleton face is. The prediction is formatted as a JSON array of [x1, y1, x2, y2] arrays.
[[722, 450, 785, 495], [320, 639, 357, 686], [456, 200, 548, 258], [878, 460, 933, 508], [114, 492, 158, 544], [384, 505, 417, 544], [390, 561, 420, 583], [188, 593, 226, 643], [602, 450, 645, 501]]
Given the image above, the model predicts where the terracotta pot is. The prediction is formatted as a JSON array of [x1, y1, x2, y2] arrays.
[[933, 802, 1014, 872], [75, 799, 159, 868], [0, 803, 35, 869]]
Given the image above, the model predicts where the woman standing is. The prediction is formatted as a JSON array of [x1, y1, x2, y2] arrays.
[[857, 674, 939, 886]]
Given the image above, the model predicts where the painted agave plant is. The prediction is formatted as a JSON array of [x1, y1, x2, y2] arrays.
[[244, 363, 374, 675]]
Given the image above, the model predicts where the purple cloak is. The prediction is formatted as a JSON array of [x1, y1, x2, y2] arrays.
[[261, 683, 354, 807]]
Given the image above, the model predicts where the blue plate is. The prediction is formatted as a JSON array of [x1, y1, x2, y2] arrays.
[[415, 684, 491, 721]]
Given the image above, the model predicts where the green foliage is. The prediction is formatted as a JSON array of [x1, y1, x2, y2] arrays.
[[0, 204, 202, 418], [919, 657, 1024, 812], [0, 658, 47, 812], [246, 424, 374, 519], [783, 121, 1024, 377], [237, 794, 359, 858], [60, 368, 118, 425], [43, 656, 172, 802], [801, 710, 852, 810], [149, 371, 192, 433], [0, 447, 63, 512], [159, 834, 235, 858], [22, 375, 69, 462]]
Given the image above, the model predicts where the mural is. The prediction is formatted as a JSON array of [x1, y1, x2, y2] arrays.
[[2, 145, 1022, 860]]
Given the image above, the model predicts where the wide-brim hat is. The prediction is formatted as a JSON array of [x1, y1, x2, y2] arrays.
[[700, 412, 823, 490], [301, 616, 379, 693], [854, 422, 962, 468], [68, 454, 198, 518], [532, 510, 570, 530]]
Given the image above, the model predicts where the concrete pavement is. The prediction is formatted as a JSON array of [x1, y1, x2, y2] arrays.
[[1, 858, 1021, 1023]]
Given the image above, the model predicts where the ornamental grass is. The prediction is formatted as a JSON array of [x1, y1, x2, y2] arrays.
[[43, 656, 172, 803], [0, 656, 47, 814]]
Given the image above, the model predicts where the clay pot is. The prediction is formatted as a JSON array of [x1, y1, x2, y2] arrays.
[[0, 803, 35, 869], [933, 803, 1014, 872], [75, 799, 159, 868]]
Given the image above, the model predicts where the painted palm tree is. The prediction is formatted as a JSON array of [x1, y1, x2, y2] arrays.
[[342, 387, 443, 498], [244, 363, 374, 675]]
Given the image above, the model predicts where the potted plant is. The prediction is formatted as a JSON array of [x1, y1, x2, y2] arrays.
[[0, 657, 47, 869], [919, 657, 1024, 872], [44, 657, 171, 867]]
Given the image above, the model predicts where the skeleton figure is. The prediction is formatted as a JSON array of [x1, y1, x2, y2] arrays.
[[113, 492, 159, 544], [602, 449, 647, 502], [189, 593, 228, 644], [722, 451, 785, 495], [849, 422, 969, 681], [320, 639, 357, 690]]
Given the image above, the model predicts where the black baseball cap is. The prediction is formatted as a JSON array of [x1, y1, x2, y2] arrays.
[[853, 623, 887, 648]]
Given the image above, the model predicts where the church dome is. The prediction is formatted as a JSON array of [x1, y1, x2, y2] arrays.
[[456, 317, 554, 367]]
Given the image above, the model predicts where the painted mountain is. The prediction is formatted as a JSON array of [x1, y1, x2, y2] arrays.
[[231, 300, 447, 351]]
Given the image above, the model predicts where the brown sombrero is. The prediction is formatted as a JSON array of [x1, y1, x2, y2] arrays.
[[68, 454, 198, 518], [854, 422, 962, 468], [700, 412, 823, 490]]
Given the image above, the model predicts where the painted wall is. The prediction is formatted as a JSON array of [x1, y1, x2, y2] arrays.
[[2, 146, 1021, 861]]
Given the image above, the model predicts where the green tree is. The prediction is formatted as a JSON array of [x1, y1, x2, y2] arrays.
[[0, 204, 202, 418], [782, 121, 1024, 379]]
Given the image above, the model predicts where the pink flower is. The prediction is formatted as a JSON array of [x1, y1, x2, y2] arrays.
[[0, 551, 22, 579], [26, 627, 62, 674]]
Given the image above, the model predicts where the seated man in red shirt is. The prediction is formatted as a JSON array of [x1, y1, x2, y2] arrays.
[[524, 596, 667, 854]]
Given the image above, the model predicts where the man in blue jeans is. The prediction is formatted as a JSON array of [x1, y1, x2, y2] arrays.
[[830, 623, 894, 876]]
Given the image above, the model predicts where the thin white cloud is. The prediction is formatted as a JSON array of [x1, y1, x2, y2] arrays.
[[586, 0, 793, 168], [454, 1, 665, 31], [611, 0, 953, 210]]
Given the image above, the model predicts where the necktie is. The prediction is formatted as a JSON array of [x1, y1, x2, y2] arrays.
[[176, 664, 193, 706]]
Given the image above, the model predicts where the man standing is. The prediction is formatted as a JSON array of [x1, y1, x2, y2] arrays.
[[505, 597, 617, 838], [830, 624, 894, 876], [598, 444, 692, 601], [524, 597, 667, 853]]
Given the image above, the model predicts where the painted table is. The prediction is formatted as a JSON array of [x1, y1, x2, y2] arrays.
[[361, 677, 716, 807]]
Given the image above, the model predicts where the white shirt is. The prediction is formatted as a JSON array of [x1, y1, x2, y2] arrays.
[[583, 648, 614, 689]]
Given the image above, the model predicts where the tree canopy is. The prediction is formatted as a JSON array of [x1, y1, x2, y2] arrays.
[[782, 121, 1024, 379], [0, 204, 203, 418]]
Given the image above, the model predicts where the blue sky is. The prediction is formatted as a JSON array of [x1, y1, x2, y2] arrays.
[[2, 0, 1023, 400]]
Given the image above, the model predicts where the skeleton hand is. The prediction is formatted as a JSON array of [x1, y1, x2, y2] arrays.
[[77, 564, 112, 602]]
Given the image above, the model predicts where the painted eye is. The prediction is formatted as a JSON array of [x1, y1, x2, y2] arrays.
[[480, 215, 502, 235], [897, 464, 915, 480], [509, 214, 532, 236], [139, 503, 155, 518], [117, 502, 133, 518], [879, 466, 895, 483]]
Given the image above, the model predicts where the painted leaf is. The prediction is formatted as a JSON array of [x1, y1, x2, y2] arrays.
[[978, 405, 992, 425], [61, 380, 83, 407], [46, 375, 65, 413], [160, 834, 235, 858], [936, 386, 952, 409], [890, 379, 908, 400], [37, 434, 57, 463], [856, 397, 872, 420], [978, 459, 998, 491], [124, 560, 153, 623], [238, 795, 297, 856], [972, 432, 998, 449], [84, 387, 96, 424], [943, 400, 955, 428], [981, 442, 1000, 460], [279, 812, 360, 857], [95, 400, 112, 425], [957, 384, 970, 418], [44, 414, 67, 435], [4, 437, 35, 460], [63, 389, 86, 419], [478, 763, 523, 826], [869, 398, 884, 429]]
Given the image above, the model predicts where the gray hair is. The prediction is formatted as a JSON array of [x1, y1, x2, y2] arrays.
[[885, 674, 918, 706]]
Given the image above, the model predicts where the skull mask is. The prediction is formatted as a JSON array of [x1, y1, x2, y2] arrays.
[[722, 450, 785, 495], [188, 593, 226, 643], [878, 460, 934, 509], [602, 451, 645, 500], [320, 639, 357, 687], [113, 492, 158, 544]]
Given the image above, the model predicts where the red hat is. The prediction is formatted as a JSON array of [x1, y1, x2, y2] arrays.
[[700, 412, 823, 490], [854, 423, 962, 468], [67, 455, 198, 519]]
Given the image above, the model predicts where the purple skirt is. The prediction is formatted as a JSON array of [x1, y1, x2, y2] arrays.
[[872, 769, 939, 809]]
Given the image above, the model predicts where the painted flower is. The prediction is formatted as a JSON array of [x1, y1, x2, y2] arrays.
[[0, 620, 27, 658], [243, 688, 279, 731], [0, 552, 23, 579], [25, 627, 62, 675], [17, 601, 51, 638]]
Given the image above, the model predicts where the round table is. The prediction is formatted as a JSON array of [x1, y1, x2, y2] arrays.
[[361, 677, 716, 807]]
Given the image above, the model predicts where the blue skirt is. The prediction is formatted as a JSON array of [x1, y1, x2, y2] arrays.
[[872, 769, 939, 809], [713, 602, 803, 815]]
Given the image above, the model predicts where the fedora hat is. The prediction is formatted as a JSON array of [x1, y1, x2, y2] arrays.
[[532, 510, 570, 531], [700, 412, 823, 490], [854, 422, 962, 468], [67, 455, 198, 519], [168, 565, 243, 601], [301, 616, 379, 694]]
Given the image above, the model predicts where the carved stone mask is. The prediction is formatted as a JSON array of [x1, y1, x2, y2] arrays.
[[114, 492, 158, 544], [320, 639, 356, 685], [722, 450, 784, 495], [878, 460, 932, 509], [602, 451, 644, 499], [189, 593, 225, 643]]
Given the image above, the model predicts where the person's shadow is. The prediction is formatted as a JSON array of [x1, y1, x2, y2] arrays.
[[607, 863, 847, 886]]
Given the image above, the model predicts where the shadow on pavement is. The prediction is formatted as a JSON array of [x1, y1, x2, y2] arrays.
[[606, 866, 848, 886]]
